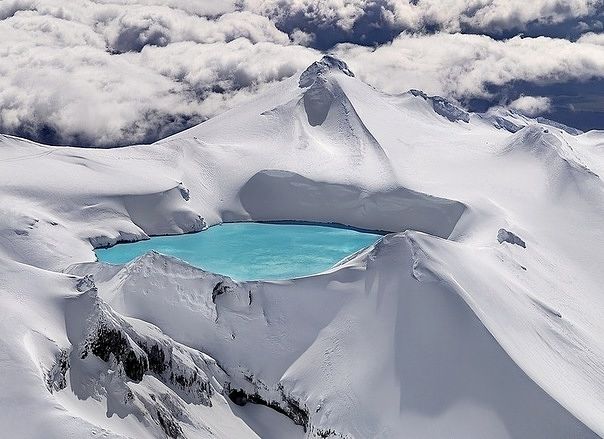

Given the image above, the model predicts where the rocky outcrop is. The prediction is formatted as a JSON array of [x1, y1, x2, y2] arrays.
[[212, 280, 232, 303], [410, 89, 470, 123], [45, 349, 69, 393], [61, 275, 232, 437], [497, 228, 526, 248], [86, 322, 148, 381], [78, 297, 220, 405], [228, 385, 309, 431]]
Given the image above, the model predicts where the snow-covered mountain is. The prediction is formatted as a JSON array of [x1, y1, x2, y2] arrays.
[[1, 56, 603, 438]]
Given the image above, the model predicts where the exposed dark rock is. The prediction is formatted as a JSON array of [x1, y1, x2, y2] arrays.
[[490, 115, 524, 133], [212, 281, 231, 302], [177, 183, 190, 201], [45, 349, 69, 393], [75, 274, 95, 292], [171, 370, 195, 388], [227, 387, 309, 432], [86, 321, 213, 402], [317, 428, 337, 438], [89, 324, 148, 381], [121, 335, 212, 405], [281, 391, 310, 429], [156, 407, 183, 439], [228, 389, 248, 406], [143, 342, 168, 375], [124, 389, 135, 404], [66, 290, 224, 438], [497, 228, 526, 248], [299, 55, 354, 88], [409, 89, 470, 123], [123, 350, 147, 382]]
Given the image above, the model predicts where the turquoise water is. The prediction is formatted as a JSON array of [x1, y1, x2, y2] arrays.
[[96, 222, 381, 281]]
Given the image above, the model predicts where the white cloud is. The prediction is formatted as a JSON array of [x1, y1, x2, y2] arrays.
[[243, 0, 371, 31], [508, 95, 552, 116], [0, 0, 603, 145], [99, 9, 291, 53], [382, 0, 602, 33], [0, 2, 318, 145], [290, 28, 315, 46], [578, 32, 604, 45], [241, 0, 603, 35], [334, 33, 604, 99]]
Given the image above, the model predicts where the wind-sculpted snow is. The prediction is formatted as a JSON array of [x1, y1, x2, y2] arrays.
[[239, 170, 465, 238], [503, 125, 599, 181], [303, 77, 336, 126], [68, 235, 598, 438], [1, 56, 604, 438]]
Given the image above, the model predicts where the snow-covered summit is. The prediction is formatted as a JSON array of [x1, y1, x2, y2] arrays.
[[298, 56, 364, 127], [298, 55, 355, 88]]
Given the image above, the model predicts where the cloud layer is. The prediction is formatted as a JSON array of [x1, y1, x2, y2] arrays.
[[335, 32, 604, 99], [508, 95, 552, 116], [1, 0, 603, 146]]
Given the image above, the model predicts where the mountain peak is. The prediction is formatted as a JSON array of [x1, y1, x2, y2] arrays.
[[299, 55, 354, 88]]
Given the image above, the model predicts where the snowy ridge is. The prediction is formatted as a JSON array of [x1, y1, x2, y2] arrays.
[[66, 234, 598, 438], [1, 56, 603, 438]]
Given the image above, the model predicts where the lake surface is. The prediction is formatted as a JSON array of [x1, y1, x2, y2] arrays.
[[96, 222, 382, 280]]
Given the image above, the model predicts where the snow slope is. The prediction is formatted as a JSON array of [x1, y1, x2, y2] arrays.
[[1, 56, 603, 438]]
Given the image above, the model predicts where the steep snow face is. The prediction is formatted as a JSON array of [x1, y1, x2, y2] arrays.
[[1, 56, 604, 438], [68, 236, 598, 439], [298, 56, 356, 127], [239, 170, 465, 238], [2, 257, 301, 439]]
